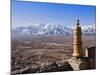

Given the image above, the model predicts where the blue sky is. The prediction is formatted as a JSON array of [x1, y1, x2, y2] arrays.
[[12, 0, 96, 27]]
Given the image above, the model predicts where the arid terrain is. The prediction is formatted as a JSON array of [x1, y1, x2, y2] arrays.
[[11, 35, 96, 74]]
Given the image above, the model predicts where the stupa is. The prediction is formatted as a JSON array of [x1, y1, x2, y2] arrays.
[[73, 19, 83, 58], [68, 19, 89, 70]]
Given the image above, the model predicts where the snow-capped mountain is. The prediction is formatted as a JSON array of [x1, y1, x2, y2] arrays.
[[82, 24, 95, 35], [39, 24, 72, 35], [12, 25, 40, 35], [12, 24, 95, 36]]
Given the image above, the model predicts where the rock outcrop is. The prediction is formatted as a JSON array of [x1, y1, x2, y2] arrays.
[[11, 60, 73, 75]]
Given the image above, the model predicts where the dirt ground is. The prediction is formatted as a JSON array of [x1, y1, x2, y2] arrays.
[[11, 35, 96, 72]]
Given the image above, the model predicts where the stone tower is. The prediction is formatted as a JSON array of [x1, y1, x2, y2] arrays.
[[73, 19, 83, 57]]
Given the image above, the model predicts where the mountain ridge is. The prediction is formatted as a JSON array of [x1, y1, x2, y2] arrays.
[[12, 24, 96, 36]]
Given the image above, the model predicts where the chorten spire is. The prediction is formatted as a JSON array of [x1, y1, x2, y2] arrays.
[[76, 19, 80, 26], [73, 19, 83, 58]]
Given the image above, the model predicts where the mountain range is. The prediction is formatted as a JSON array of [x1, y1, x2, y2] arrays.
[[12, 24, 95, 36]]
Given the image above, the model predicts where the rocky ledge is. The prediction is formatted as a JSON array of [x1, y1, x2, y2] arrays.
[[11, 60, 73, 75]]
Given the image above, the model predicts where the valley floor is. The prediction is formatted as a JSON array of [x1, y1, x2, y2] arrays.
[[11, 35, 96, 74]]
